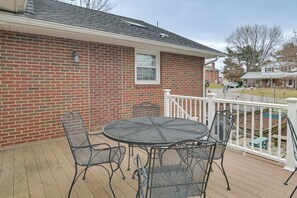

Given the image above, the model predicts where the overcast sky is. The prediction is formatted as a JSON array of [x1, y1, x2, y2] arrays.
[[111, 0, 297, 69]]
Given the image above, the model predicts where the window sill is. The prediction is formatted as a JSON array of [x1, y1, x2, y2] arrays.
[[135, 84, 162, 89]]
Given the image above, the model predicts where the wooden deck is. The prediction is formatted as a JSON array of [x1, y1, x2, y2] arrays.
[[0, 135, 296, 198]]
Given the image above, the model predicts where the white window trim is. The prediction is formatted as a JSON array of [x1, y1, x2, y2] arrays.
[[135, 49, 160, 84]]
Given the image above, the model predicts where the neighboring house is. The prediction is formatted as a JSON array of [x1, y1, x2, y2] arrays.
[[205, 63, 220, 83], [0, 0, 224, 148], [241, 62, 297, 89], [219, 71, 224, 83]]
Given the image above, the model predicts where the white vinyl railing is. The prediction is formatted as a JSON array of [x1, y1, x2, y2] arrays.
[[163, 89, 297, 171]]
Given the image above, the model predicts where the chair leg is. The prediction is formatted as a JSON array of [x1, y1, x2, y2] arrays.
[[109, 169, 116, 198], [284, 167, 297, 185], [119, 166, 126, 179], [82, 166, 88, 180], [290, 186, 297, 198], [220, 156, 231, 191], [68, 164, 78, 198]]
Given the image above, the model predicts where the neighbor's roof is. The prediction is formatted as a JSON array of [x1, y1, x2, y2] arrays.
[[241, 72, 264, 79], [0, 0, 225, 58], [241, 71, 297, 79]]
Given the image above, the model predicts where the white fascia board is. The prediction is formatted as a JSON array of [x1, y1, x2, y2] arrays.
[[0, 13, 225, 58]]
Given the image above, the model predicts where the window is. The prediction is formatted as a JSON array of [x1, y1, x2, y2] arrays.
[[265, 67, 272, 72], [288, 79, 293, 86], [135, 49, 160, 84]]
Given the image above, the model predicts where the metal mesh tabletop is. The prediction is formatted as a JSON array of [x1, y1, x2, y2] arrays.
[[103, 117, 209, 145]]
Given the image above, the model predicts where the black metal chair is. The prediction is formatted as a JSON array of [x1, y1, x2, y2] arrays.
[[135, 139, 216, 198], [127, 102, 160, 170], [61, 112, 126, 198], [207, 110, 235, 190], [284, 118, 297, 198]]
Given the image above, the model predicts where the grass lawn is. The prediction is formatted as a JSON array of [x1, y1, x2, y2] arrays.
[[208, 83, 224, 89], [234, 88, 297, 99]]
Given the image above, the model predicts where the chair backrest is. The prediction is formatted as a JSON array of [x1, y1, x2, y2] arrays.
[[138, 139, 216, 198], [287, 118, 297, 161], [208, 110, 235, 158], [133, 102, 160, 117], [209, 110, 235, 142], [61, 112, 91, 164]]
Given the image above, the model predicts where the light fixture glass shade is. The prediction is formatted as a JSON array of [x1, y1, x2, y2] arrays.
[[72, 51, 79, 63]]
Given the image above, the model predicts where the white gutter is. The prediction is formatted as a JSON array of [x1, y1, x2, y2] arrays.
[[0, 13, 225, 59]]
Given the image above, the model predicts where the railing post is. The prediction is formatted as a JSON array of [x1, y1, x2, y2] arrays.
[[207, 93, 217, 128], [285, 98, 297, 171], [163, 89, 171, 117]]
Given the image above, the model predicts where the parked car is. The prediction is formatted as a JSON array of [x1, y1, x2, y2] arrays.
[[225, 82, 239, 88]]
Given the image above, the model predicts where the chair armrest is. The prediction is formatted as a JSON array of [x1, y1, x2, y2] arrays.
[[70, 145, 92, 149], [91, 143, 112, 151]]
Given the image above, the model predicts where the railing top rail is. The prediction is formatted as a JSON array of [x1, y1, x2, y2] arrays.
[[213, 98, 288, 109], [168, 94, 207, 101]]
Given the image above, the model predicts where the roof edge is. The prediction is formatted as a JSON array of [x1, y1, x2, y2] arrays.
[[0, 13, 225, 58]]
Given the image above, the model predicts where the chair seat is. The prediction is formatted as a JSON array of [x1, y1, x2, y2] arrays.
[[76, 146, 126, 166], [148, 164, 204, 198]]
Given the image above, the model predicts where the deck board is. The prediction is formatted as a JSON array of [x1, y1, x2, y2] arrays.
[[13, 147, 29, 198], [23, 146, 46, 198], [0, 137, 296, 198], [0, 149, 14, 198], [32, 144, 62, 198], [40, 143, 78, 198]]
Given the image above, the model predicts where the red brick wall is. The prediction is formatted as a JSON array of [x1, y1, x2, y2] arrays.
[[0, 30, 205, 148], [205, 70, 219, 83]]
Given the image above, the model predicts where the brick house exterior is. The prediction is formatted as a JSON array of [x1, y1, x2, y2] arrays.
[[0, 0, 223, 148], [205, 63, 220, 83]]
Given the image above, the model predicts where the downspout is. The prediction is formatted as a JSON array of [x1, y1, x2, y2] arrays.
[[202, 56, 218, 97]]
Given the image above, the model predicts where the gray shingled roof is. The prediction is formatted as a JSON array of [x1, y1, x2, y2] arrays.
[[23, 0, 222, 55]]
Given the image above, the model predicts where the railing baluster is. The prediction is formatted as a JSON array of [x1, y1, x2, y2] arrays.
[[189, 99, 192, 118], [244, 106, 247, 148], [203, 100, 207, 125], [277, 109, 282, 159], [268, 108, 272, 155], [251, 106, 255, 150], [260, 106, 263, 152], [185, 99, 188, 118], [194, 100, 197, 121], [169, 97, 173, 117], [236, 104, 240, 146]]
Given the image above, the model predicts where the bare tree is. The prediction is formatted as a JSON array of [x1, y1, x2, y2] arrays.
[[273, 30, 297, 89], [282, 31, 297, 69], [59, 0, 115, 12], [226, 24, 283, 71]]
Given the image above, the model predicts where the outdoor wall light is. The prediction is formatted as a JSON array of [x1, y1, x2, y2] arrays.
[[72, 51, 80, 63]]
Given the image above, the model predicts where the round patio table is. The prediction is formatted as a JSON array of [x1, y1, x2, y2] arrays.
[[102, 116, 209, 145]]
